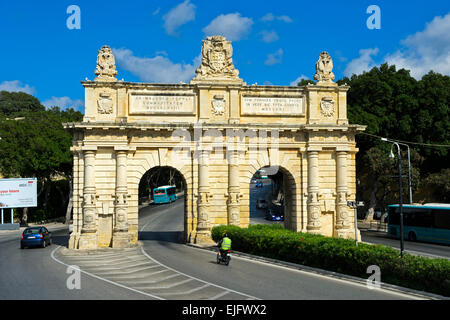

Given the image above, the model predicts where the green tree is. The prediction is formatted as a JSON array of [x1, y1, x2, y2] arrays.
[[0, 92, 81, 224], [338, 63, 449, 209], [0, 91, 44, 117]]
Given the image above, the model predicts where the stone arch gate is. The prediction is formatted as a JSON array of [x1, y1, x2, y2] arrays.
[[65, 36, 365, 249]]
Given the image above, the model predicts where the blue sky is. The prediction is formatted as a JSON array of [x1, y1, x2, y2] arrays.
[[1, 0, 449, 113]]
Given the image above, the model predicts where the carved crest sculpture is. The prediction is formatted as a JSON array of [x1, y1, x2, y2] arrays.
[[211, 95, 225, 116], [97, 93, 113, 114], [314, 51, 335, 83], [94, 45, 118, 82], [320, 97, 335, 117], [192, 36, 242, 83]]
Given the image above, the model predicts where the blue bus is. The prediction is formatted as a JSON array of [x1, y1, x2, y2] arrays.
[[387, 204, 450, 245], [153, 186, 177, 204]]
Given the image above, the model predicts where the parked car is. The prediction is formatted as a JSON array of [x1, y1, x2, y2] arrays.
[[265, 208, 284, 221], [69, 220, 73, 233], [256, 199, 268, 209], [21, 226, 52, 249]]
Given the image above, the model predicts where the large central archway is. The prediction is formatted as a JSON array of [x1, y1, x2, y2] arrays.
[[137, 166, 187, 243]]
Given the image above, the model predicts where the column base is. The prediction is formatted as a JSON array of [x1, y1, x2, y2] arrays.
[[306, 227, 323, 236], [68, 233, 80, 249], [112, 231, 130, 248], [336, 228, 360, 241], [194, 230, 215, 246], [78, 233, 98, 250]]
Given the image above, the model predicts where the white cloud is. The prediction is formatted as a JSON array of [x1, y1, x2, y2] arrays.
[[261, 13, 293, 23], [260, 30, 279, 43], [343, 48, 379, 77], [277, 15, 293, 23], [203, 13, 253, 41], [345, 13, 450, 79], [163, 0, 196, 36], [385, 12, 450, 79], [265, 49, 283, 66], [0, 80, 36, 95], [112, 48, 200, 83], [42, 96, 84, 111], [289, 75, 309, 86]]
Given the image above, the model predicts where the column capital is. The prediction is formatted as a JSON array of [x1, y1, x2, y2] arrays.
[[114, 146, 130, 152], [81, 145, 98, 152]]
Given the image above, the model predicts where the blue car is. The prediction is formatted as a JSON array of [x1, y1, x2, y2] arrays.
[[21, 227, 52, 249], [256, 181, 263, 188], [265, 208, 284, 221]]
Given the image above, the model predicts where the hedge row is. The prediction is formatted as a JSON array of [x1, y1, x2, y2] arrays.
[[211, 224, 450, 297]]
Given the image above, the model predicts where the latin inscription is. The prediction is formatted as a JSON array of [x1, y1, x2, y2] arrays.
[[241, 96, 304, 116], [129, 94, 195, 115]]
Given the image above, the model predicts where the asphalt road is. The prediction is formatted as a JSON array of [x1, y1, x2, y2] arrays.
[[0, 198, 441, 300], [136, 198, 423, 300], [0, 227, 149, 300], [360, 230, 450, 259]]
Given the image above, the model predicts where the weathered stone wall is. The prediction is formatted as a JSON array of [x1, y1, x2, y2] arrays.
[[65, 40, 364, 249]]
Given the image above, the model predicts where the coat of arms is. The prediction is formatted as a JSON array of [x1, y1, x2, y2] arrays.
[[320, 97, 335, 117], [97, 93, 113, 114], [94, 45, 118, 82], [193, 36, 240, 81], [211, 95, 225, 116]]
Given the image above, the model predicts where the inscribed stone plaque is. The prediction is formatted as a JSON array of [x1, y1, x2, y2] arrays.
[[129, 93, 195, 115], [241, 96, 304, 116]]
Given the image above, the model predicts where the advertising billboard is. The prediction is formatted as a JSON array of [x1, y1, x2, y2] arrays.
[[0, 178, 37, 208]]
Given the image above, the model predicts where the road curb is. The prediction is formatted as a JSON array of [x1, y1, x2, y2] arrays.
[[186, 243, 448, 300]]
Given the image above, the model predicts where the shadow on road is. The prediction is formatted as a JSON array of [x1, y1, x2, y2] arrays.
[[139, 231, 184, 244], [51, 235, 69, 247]]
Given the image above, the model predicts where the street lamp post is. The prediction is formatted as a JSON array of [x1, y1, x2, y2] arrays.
[[347, 200, 365, 247], [381, 138, 405, 257]]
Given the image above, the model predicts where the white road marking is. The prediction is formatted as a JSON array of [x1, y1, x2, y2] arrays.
[[140, 246, 260, 300], [50, 246, 165, 300], [133, 278, 194, 290], [209, 290, 230, 300]]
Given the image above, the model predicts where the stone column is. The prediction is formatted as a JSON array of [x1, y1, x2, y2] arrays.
[[335, 150, 350, 237], [307, 150, 321, 234], [78, 147, 98, 249], [227, 148, 241, 226], [68, 147, 81, 249], [195, 147, 213, 244], [112, 147, 129, 248]]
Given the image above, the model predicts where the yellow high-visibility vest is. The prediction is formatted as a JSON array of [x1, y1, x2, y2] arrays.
[[221, 237, 232, 250]]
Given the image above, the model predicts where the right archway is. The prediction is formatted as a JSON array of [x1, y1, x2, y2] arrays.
[[248, 165, 299, 232]]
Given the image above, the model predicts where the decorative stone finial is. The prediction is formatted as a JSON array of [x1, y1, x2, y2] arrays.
[[314, 51, 335, 83], [191, 36, 243, 84], [94, 45, 118, 82]]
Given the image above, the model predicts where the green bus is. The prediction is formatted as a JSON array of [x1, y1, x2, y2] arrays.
[[387, 204, 450, 245]]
